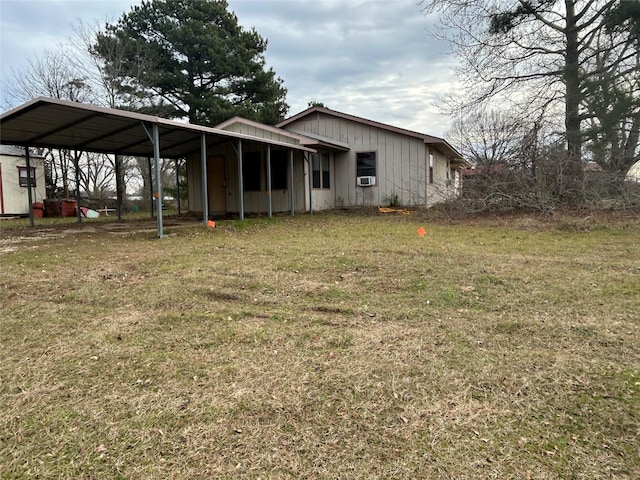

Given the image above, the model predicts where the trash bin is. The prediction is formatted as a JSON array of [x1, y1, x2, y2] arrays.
[[44, 199, 60, 217], [61, 199, 77, 217], [32, 202, 44, 218]]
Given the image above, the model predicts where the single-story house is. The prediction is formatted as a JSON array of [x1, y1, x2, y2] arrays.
[[0, 145, 46, 216], [186, 105, 466, 216]]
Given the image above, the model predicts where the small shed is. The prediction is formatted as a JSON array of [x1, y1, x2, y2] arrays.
[[0, 145, 46, 216]]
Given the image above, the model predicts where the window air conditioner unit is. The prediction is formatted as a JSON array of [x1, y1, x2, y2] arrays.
[[357, 176, 376, 187]]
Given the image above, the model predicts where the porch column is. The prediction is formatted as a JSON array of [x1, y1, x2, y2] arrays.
[[289, 149, 295, 216], [25, 146, 34, 227], [306, 153, 313, 214], [238, 140, 244, 221], [201, 134, 208, 224], [266, 145, 272, 218]]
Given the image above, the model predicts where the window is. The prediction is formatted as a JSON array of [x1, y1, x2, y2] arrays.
[[312, 153, 331, 189], [322, 154, 331, 189], [356, 151, 376, 178], [270, 149, 288, 190], [18, 166, 36, 187], [243, 151, 261, 191], [429, 153, 434, 184]]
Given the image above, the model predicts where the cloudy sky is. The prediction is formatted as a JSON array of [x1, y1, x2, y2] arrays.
[[0, 0, 459, 136]]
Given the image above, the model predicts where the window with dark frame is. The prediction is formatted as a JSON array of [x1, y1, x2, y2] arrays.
[[270, 149, 288, 190], [429, 153, 434, 184], [356, 151, 376, 178], [18, 166, 36, 187], [311, 153, 331, 189], [243, 151, 262, 191], [322, 154, 331, 189]]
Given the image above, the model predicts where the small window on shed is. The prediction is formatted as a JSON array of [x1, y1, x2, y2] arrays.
[[18, 166, 36, 187]]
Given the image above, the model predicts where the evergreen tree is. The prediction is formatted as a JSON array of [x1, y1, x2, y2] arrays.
[[93, 0, 288, 126]]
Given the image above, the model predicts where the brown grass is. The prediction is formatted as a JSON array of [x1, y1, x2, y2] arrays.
[[1, 210, 638, 479]]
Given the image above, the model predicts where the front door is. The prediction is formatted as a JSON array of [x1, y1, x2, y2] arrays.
[[207, 155, 226, 213]]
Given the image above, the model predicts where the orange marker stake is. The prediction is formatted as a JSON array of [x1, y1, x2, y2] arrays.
[[207, 220, 216, 228], [417, 227, 426, 237]]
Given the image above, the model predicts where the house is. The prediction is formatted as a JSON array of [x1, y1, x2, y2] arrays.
[[185, 106, 466, 217], [0, 145, 46, 216]]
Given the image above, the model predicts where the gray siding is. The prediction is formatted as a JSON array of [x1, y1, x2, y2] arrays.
[[285, 115, 429, 208]]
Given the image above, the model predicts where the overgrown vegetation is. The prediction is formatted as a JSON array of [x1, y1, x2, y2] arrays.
[[1, 211, 638, 478]]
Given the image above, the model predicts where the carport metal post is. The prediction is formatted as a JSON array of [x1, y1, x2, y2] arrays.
[[201, 134, 208, 224], [148, 157, 154, 218], [152, 124, 163, 238], [25, 147, 34, 227], [289, 150, 295, 216], [266, 145, 272, 218], [175, 158, 181, 215], [74, 150, 82, 223], [142, 122, 164, 238], [238, 139, 244, 221], [114, 155, 123, 221]]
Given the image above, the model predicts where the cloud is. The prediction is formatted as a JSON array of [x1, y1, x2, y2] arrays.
[[227, 0, 458, 134], [1, 0, 459, 136]]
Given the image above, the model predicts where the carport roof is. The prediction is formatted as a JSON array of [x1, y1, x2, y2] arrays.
[[0, 97, 315, 157]]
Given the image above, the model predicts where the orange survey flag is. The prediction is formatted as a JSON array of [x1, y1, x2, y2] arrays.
[[417, 227, 426, 237]]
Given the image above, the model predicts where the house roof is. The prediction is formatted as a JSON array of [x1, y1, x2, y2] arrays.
[[216, 116, 314, 145], [0, 145, 43, 158], [276, 105, 466, 163], [0, 97, 315, 158], [216, 116, 351, 152]]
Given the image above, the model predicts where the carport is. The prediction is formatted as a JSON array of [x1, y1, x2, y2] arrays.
[[0, 97, 315, 237]]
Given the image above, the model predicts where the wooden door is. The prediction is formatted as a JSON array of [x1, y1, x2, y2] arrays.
[[207, 155, 226, 213]]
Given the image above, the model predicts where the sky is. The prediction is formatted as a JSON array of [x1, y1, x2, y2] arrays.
[[0, 0, 459, 137]]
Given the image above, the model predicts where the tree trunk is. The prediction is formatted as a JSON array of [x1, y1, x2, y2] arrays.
[[622, 111, 640, 172], [563, 0, 584, 200]]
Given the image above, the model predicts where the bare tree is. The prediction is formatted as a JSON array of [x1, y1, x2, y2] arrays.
[[448, 108, 533, 167], [422, 0, 639, 202], [2, 23, 153, 206]]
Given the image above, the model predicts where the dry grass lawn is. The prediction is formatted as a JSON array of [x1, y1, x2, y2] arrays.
[[1, 210, 639, 479]]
